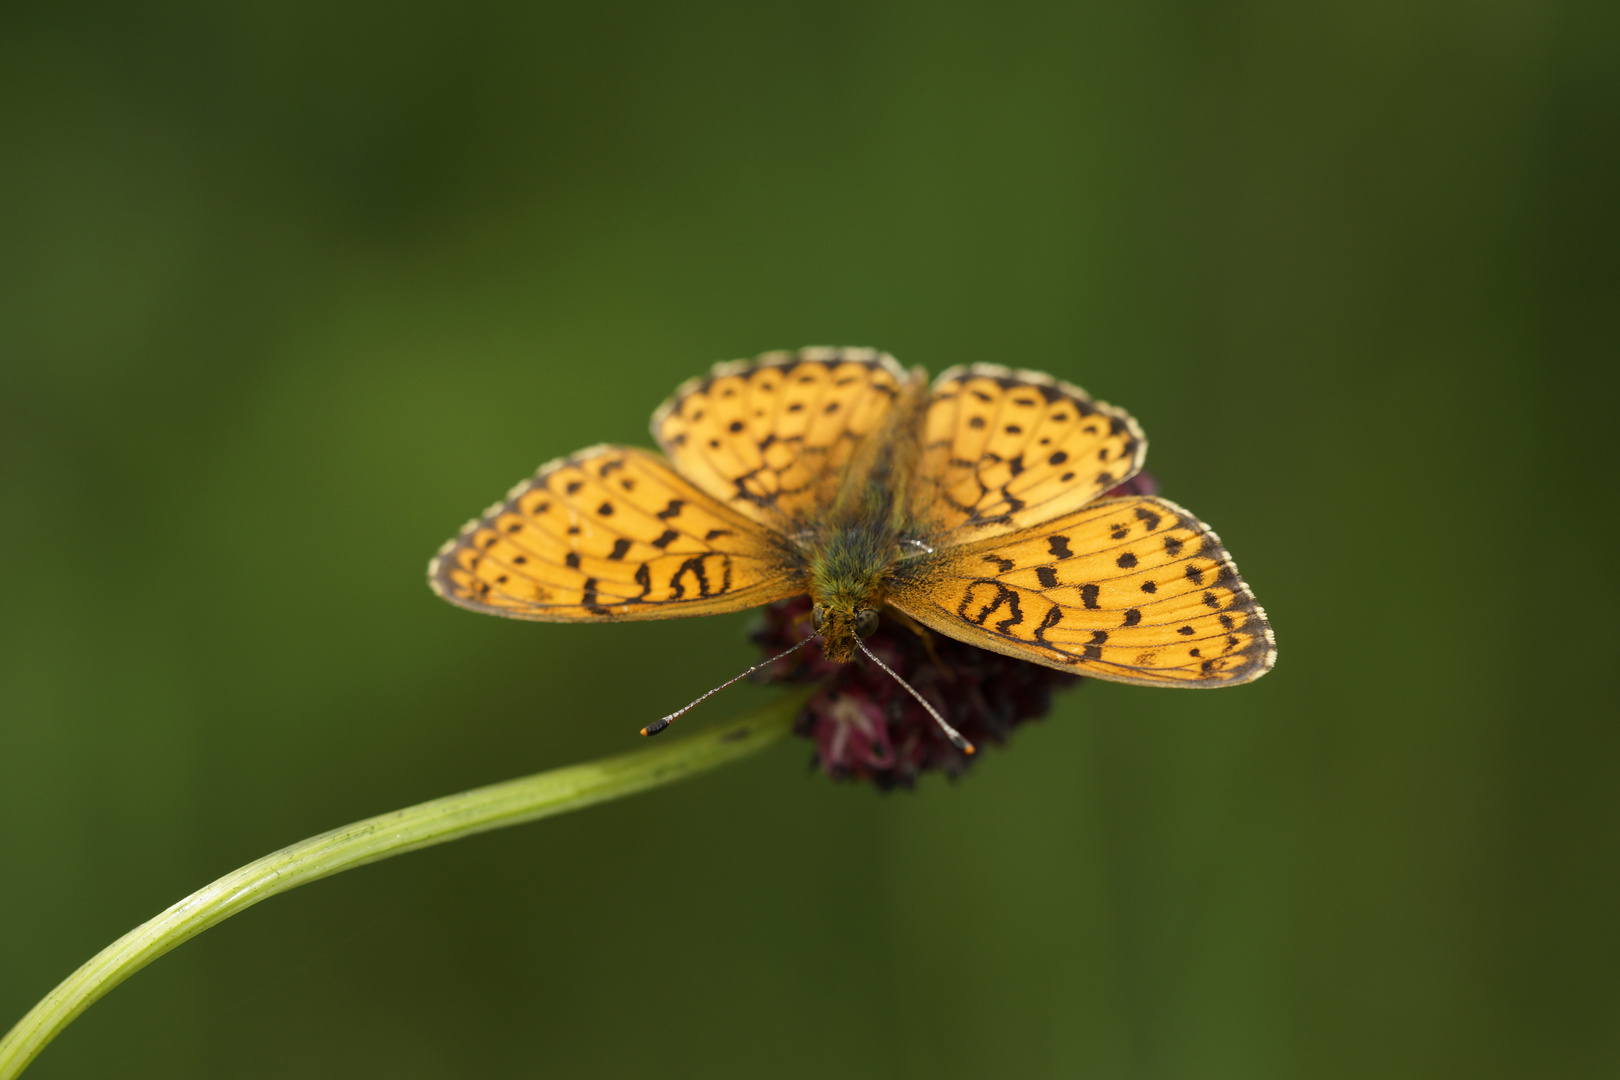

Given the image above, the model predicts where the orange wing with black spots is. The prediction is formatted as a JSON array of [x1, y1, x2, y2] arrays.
[[888, 495, 1275, 686], [914, 364, 1146, 541], [429, 446, 803, 621], [651, 347, 910, 528]]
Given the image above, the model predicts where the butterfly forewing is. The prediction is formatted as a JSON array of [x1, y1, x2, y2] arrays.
[[915, 364, 1147, 541], [429, 446, 801, 620], [889, 495, 1275, 686], [651, 347, 908, 527]]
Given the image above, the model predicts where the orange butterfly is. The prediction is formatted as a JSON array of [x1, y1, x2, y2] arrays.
[[430, 348, 1275, 747]]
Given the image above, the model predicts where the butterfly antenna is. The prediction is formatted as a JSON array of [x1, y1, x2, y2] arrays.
[[857, 641, 976, 755], [640, 636, 816, 737]]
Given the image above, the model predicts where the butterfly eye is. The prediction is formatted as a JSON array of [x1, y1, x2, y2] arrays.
[[811, 604, 827, 631], [854, 609, 879, 639]]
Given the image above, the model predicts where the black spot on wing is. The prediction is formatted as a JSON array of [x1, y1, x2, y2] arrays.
[[1035, 566, 1059, 588], [1080, 584, 1100, 609], [955, 580, 1025, 633], [1048, 535, 1073, 559], [1034, 604, 1064, 643], [670, 556, 716, 599]]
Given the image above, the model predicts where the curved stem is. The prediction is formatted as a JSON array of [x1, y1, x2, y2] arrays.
[[0, 692, 805, 1080]]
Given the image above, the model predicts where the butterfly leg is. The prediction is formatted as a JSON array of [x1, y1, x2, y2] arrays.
[[884, 606, 957, 682]]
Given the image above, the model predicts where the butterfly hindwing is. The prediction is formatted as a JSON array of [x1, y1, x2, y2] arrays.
[[429, 446, 802, 621], [651, 347, 909, 528], [914, 364, 1147, 541], [888, 495, 1275, 686]]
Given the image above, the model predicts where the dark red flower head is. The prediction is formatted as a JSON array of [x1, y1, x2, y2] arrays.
[[748, 598, 1075, 788]]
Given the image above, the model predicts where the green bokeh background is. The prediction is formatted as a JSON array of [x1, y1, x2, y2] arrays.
[[2, 2, 1616, 1077]]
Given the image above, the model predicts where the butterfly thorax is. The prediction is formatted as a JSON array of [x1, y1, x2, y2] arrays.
[[804, 367, 935, 662]]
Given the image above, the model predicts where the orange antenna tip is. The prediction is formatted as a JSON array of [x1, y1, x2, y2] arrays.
[[857, 641, 975, 756]]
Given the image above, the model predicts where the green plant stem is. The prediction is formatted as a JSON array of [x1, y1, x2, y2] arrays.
[[0, 692, 805, 1080]]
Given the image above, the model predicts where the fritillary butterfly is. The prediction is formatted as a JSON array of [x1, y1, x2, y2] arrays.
[[430, 348, 1276, 713]]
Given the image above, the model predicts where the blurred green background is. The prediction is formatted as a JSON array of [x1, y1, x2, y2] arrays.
[[2, 1, 1616, 1077]]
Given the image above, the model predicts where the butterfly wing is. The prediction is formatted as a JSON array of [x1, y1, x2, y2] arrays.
[[913, 364, 1147, 542], [430, 446, 803, 621], [651, 347, 909, 528], [888, 495, 1275, 686]]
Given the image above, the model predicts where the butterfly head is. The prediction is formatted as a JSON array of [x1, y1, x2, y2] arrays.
[[810, 602, 880, 662]]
